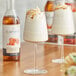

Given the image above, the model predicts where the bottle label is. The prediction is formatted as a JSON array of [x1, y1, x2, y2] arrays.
[[45, 12, 54, 33], [3, 24, 20, 55]]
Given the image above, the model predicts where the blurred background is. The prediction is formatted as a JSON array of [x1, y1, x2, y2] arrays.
[[0, 0, 47, 48]]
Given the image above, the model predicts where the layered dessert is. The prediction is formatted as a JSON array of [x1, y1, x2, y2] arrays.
[[24, 8, 48, 42], [51, 4, 75, 35]]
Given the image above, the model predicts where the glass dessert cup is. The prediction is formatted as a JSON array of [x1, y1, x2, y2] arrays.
[[23, 8, 48, 74], [51, 1, 75, 64]]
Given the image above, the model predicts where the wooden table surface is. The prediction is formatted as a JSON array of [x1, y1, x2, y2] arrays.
[[0, 42, 75, 76]]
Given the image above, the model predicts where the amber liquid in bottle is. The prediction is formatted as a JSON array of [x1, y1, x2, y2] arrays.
[[3, 0, 20, 61], [45, 0, 58, 43], [45, 0, 54, 12]]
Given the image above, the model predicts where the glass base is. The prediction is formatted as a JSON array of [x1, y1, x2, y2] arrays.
[[52, 59, 64, 63], [24, 69, 48, 74]]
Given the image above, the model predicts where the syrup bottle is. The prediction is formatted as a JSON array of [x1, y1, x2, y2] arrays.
[[45, 0, 58, 43], [3, 0, 20, 61]]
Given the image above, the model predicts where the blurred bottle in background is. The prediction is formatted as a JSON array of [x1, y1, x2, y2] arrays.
[[45, 0, 58, 43]]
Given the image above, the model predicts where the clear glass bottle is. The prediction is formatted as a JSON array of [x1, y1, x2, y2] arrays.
[[45, 0, 58, 43], [3, 0, 20, 61]]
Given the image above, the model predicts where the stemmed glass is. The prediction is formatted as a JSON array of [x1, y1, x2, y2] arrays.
[[51, 0, 75, 64], [23, 8, 48, 74]]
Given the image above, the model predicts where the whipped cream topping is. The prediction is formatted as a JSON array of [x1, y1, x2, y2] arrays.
[[51, 5, 75, 35], [26, 7, 41, 19], [24, 8, 48, 42], [55, 4, 67, 10]]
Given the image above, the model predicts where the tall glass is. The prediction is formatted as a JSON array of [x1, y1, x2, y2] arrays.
[[23, 8, 48, 74]]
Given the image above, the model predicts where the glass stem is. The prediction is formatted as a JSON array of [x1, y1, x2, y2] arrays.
[[58, 35, 64, 61], [61, 36, 64, 61], [60, 35, 65, 72], [34, 43, 37, 70]]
